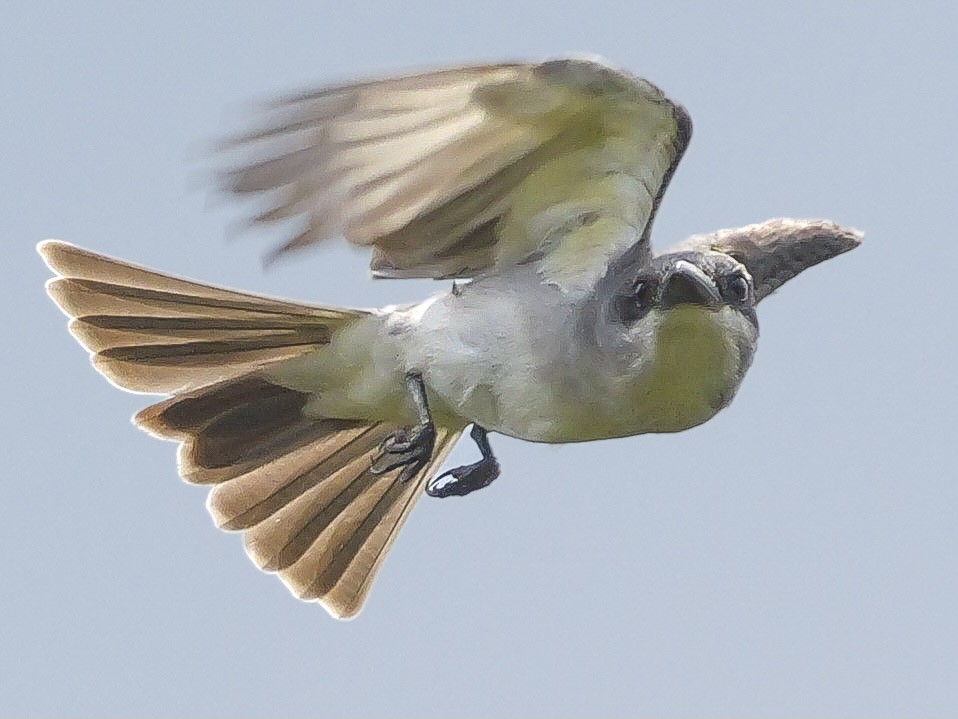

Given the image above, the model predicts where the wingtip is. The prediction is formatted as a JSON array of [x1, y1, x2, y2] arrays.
[[825, 221, 864, 253], [773, 218, 864, 252], [846, 226, 865, 246]]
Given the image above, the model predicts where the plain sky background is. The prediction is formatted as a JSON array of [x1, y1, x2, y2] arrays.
[[4, 1, 958, 716]]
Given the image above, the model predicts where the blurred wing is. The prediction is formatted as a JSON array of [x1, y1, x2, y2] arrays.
[[221, 56, 691, 288], [674, 218, 864, 302]]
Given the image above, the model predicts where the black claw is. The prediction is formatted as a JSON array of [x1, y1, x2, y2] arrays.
[[426, 456, 500, 497], [426, 424, 500, 498], [370, 423, 436, 477], [370, 371, 437, 480], [378, 429, 412, 454]]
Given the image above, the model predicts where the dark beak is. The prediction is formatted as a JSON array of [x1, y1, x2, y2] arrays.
[[659, 260, 722, 308]]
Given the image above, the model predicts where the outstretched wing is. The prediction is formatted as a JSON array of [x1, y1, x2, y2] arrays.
[[674, 218, 864, 302], [220, 56, 691, 289]]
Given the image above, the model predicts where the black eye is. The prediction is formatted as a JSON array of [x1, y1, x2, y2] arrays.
[[612, 277, 657, 323], [632, 278, 656, 307], [726, 274, 751, 303]]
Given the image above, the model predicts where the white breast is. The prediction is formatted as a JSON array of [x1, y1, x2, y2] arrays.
[[402, 272, 757, 443], [466, 304, 755, 443]]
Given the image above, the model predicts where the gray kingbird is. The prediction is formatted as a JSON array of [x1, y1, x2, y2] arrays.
[[40, 56, 862, 618]]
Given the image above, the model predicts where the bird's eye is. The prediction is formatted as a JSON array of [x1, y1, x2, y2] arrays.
[[633, 278, 655, 307], [726, 274, 751, 303], [612, 277, 657, 323]]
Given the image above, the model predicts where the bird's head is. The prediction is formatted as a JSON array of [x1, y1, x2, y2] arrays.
[[610, 251, 757, 325], [588, 218, 863, 356], [584, 250, 759, 378]]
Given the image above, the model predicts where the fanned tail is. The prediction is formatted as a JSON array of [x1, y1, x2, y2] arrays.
[[40, 241, 462, 618], [39, 240, 363, 393], [138, 377, 461, 618]]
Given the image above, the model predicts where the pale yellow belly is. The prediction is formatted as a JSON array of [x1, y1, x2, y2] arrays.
[[627, 305, 744, 433], [514, 305, 753, 442]]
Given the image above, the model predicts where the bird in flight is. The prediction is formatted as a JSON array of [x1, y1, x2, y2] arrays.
[[40, 56, 862, 618]]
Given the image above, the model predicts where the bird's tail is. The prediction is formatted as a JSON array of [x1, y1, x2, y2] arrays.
[[40, 241, 461, 618]]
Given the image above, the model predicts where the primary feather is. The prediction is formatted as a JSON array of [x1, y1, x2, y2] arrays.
[[220, 56, 691, 287]]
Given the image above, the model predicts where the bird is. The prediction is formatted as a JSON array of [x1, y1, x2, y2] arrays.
[[40, 55, 862, 619]]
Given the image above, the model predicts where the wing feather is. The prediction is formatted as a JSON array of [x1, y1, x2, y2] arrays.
[[220, 56, 691, 286], [673, 219, 864, 302]]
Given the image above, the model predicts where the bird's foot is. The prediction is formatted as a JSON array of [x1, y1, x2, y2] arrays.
[[426, 455, 500, 497], [371, 422, 436, 482]]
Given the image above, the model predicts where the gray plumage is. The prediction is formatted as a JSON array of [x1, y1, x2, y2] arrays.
[[41, 55, 862, 618]]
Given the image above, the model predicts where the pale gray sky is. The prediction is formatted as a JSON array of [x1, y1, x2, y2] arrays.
[[4, 1, 957, 715]]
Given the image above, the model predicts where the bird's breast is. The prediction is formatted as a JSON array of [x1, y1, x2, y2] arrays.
[[491, 304, 757, 442], [617, 305, 756, 434], [407, 280, 756, 444]]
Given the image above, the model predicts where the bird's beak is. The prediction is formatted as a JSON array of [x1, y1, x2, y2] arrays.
[[659, 260, 722, 308]]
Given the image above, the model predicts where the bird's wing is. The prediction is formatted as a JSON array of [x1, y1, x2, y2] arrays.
[[674, 218, 864, 302], [220, 56, 691, 289]]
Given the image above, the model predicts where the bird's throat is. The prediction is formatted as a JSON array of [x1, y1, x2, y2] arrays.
[[632, 305, 749, 433]]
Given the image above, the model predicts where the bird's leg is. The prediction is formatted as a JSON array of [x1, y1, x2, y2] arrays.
[[370, 372, 436, 482], [426, 424, 500, 498]]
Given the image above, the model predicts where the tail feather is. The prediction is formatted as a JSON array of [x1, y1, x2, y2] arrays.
[[40, 241, 463, 619], [136, 373, 336, 484], [267, 426, 460, 612], [146, 380, 461, 618], [40, 240, 365, 393]]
